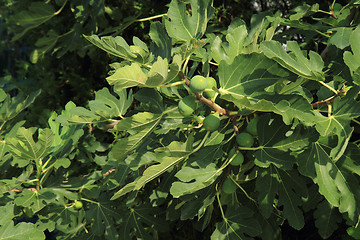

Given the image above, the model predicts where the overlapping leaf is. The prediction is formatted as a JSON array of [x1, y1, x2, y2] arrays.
[[298, 140, 357, 221], [329, 27, 352, 49], [149, 22, 172, 60], [211, 23, 248, 64], [314, 200, 342, 239], [58, 87, 132, 124], [107, 56, 181, 92], [344, 25, 360, 82], [218, 53, 290, 100], [261, 40, 324, 81], [7, 127, 54, 167], [164, 0, 214, 41], [211, 205, 262, 240], [83, 35, 150, 63], [256, 167, 307, 230], [313, 86, 360, 160], [11, 2, 62, 41], [256, 166, 279, 219], [111, 112, 163, 161], [85, 197, 120, 238], [0, 221, 45, 240], [226, 93, 315, 125], [88, 88, 133, 119], [254, 114, 318, 169], [14, 189, 56, 212], [0, 90, 41, 123], [170, 142, 223, 197], [112, 141, 191, 199], [119, 203, 168, 240], [179, 187, 216, 221]]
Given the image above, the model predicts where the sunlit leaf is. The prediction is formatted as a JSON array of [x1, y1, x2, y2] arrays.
[[261, 40, 324, 81], [165, 0, 214, 41], [0, 221, 45, 240]]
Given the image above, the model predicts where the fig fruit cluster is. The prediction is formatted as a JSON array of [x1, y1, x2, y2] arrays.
[[236, 116, 258, 147], [178, 75, 221, 132]]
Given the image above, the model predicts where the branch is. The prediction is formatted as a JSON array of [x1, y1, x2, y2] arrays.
[[178, 71, 240, 132]]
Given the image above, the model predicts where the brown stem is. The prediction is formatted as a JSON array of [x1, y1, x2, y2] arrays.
[[179, 71, 227, 115], [178, 71, 240, 133]]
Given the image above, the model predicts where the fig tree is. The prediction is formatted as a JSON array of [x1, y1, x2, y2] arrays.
[[222, 177, 237, 194], [203, 113, 220, 131], [236, 132, 254, 147], [178, 95, 197, 117], [189, 75, 207, 92], [228, 148, 244, 166]]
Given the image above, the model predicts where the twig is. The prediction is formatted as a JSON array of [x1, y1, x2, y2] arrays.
[[178, 71, 241, 133]]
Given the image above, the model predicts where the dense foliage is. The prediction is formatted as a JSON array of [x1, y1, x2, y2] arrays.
[[2, 0, 360, 239]]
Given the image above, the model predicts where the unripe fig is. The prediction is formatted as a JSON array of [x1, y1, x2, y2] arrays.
[[74, 200, 83, 209], [189, 75, 207, 92], [246, 116, 258, 136], [204, 77, 217, 100], [222, 177, 237, 194], [178, 95, 197, 117], [203, 113, 220, 131], [236, 132, 254, 147], [228, 148, 244, 166]]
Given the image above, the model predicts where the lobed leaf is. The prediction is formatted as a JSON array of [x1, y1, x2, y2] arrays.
[[298, 140, 357, 221], [314, 200, 342, 239], [218, 53, 290, 100], [164, 0, 214, 41], [0, 221, 45, 240], [211, 205, 262, 240], [260, 40, 324, 81]]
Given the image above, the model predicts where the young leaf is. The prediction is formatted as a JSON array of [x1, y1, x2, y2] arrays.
[[165, 0, 214, 41], [106, 63, 147, 92], [260, 40, 324, 81]]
